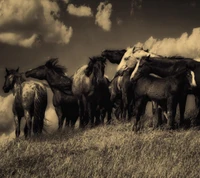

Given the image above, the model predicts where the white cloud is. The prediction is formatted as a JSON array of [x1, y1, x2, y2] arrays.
[[67, 4, 93, 17], [95, 2, 112, 31], [0, 33, 39, 48], [0, 95, 14, 136], [0, 0, 73, 47], [137, 27, 200, 59]]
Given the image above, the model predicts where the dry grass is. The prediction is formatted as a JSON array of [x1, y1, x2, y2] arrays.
[[1, 120, 200, 178]]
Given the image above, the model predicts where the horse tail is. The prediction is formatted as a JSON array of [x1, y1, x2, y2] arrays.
[[33, 85, 48, 134]]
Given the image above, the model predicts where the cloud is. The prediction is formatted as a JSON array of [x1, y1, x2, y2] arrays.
[[95, 2, 112, 31], [0, 95, 14, 136], [67, 4, 93, 17], [0, 33, 39, 48], [137, 27, 200, 59], [0, 0, 73, 47]]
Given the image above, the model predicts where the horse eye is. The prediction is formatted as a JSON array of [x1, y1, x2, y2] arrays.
[[124, 57, 129, 61]]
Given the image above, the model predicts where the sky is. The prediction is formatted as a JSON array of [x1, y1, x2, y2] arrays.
[[0, 0, 200, 139]]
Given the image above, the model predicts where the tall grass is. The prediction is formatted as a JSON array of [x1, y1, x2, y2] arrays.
[[1, 121, 200, 178]]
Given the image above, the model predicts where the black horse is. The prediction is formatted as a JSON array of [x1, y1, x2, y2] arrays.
[[133, 56, 200, 126], [101, 49, 126, 64], [25, 58, 79, 130], [3, 68, 47, 138], [72, 56, 112, 127], [131, 57, 196, 132]]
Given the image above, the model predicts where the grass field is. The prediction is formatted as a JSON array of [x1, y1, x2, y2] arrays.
[[1, 118, 200, 178]]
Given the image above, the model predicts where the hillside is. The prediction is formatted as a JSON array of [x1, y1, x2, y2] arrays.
[[1, 122, 200, 178]]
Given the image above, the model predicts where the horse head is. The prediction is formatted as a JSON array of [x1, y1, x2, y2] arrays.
[[101, 49, 126, 64], [130, 55, 151, 81], [25, 65, 47, 80], [25, 58, 65, 80], [85, 56, 106, 84], [3, 67, 20, 93]]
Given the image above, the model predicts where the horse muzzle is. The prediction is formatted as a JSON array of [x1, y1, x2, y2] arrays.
[[2, 86, 10, 93]]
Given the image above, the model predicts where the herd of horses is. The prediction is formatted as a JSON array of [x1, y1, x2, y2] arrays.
[[3, 46, 200, 138]]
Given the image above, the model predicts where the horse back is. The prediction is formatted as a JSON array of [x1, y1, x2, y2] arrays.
[[21, 81, 47, 109]]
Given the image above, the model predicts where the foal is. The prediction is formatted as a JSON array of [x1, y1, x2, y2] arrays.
[[131, 57, 196, 132]]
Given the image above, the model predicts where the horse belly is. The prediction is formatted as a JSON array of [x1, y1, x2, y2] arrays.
[[72, 75, 92, 96], [146, 85, 167, 100]]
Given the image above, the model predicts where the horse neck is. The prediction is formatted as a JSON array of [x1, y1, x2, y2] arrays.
[[92, 70, 105, 87], [13, 76, 25, 96], [124, 67, 135, 77], [45, 70, 59, 89], [148, 65, 174, 77], [46, 69, 71, 93]]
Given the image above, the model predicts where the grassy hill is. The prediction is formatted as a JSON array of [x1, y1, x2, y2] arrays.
[[1, 121, 200, 178]]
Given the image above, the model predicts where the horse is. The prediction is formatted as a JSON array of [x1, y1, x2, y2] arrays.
[[72, 56, 112, 127], [130, 55, 200, 127], [101, 49, 126, 64], [110, 46, 155, 121], [130, 56, 197, 132], [3, 68, 47, 138], [116, 46, 199, 126], [116, 46, 160, 74], [109, 75, 123, 120], [25, 58, 79, 130]]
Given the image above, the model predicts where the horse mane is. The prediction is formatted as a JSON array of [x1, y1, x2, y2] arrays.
[[85, 56, 106, 77], [164, 56, 193, 60], [45, 58, 67, 76]]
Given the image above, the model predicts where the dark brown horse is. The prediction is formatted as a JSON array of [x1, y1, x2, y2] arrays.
[[25, 58, 79, 130], [131, 55, 200, 126], [101, 49, 126, 64], [3, 68, 47, 138], [131, 57, 197, 132]]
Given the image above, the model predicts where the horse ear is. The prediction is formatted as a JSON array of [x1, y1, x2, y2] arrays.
[[89, 57, 95, 63], [5, 68, 9, 73], [16, 67, 19, 72], [132, 47, 135, 53]]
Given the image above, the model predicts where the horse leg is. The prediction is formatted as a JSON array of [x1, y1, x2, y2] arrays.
[[122, 91, 128, 120], [88, 102, 96, 127], [193, 93, 200, 126], [24, 110, 32, 138], [166, 97, 177, 130], [132, 98, 147, 132], [178, 95, 187, 128], [78, 97, 84, 128], [55, 107, 64, 130], [65, 116, 70, 127], [14, 115, 21, 138], [127, 97, 134, 121], [82, 95, 89, 127], [70, 116, 76, 129], [100, 108, 106, 125], [95, 106, 101, 126], [106, 103, 112, 125]]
